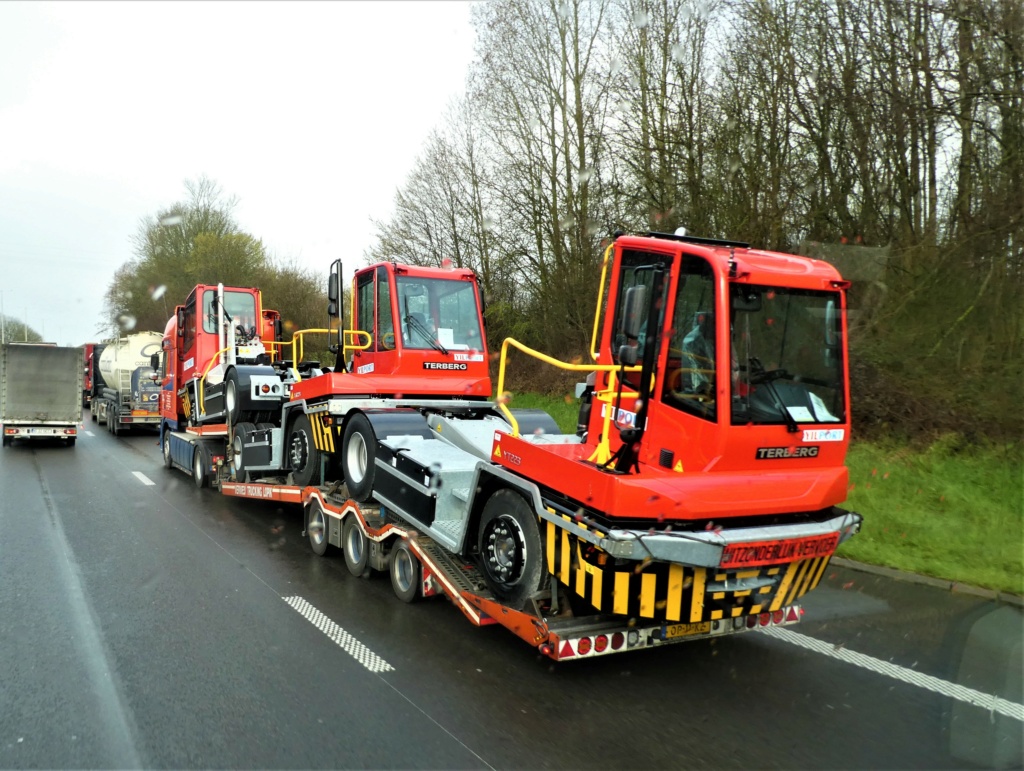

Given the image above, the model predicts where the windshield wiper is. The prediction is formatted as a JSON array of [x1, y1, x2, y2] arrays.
[[749, 357, 799, 433], [405, 313, 448, 355]]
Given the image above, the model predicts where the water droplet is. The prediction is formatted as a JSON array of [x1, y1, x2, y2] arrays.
[[160, 214, 183, 227], [633, 10, 650, 28], [150, 284, 167, 300]]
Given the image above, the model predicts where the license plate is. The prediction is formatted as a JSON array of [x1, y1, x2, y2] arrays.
[[663, 621, 711, 639], [720, 533, 839, 568]]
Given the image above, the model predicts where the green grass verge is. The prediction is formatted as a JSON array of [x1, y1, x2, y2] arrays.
[[500, 392, 1024, 595], [839, 438, 1023, 595]]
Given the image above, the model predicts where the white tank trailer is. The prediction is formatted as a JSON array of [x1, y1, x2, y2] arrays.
[[91, 332, 163, 435]]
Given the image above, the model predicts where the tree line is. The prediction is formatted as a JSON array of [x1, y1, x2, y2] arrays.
[[102, 178, 331, 359], [368, 0, 1022, 439]]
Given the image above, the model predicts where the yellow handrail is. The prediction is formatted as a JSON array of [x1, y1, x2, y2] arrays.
[[196, 346, 232, 417], [495, 337, 640, 437], [589, 243, 615, 363]]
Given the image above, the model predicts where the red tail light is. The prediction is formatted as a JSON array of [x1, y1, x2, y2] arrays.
[[594, 635, 608, 653], [611, 632, 625, 650], [577, 637, 592, 655]]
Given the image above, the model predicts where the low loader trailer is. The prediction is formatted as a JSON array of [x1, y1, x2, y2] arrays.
[[157, 234, 862, 661]]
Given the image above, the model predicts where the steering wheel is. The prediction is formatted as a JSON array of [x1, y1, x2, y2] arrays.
[[381, 332, 396, 350], [750, 368, 789, 385]]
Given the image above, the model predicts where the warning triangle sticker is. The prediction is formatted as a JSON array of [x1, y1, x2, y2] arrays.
[[493, 445, 502, 459], [673, 460, 684, 473]]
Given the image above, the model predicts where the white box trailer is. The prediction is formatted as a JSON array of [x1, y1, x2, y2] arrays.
[[0, 343, 83, 447]]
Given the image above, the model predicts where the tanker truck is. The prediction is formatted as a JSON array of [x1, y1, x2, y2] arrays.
[[90, 332, 163, 436]]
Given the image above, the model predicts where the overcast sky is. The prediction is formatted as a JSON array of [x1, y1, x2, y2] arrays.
[[0, 0, 475, 346]]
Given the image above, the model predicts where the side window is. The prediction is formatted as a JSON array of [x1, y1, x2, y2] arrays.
[[375, 266, 395, 350], [662, 256, 717, 421], [183, 295, 197, 354], [355, 273, 374, 348]]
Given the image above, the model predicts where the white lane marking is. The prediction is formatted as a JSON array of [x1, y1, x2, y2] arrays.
[[763, 627, 1024, 722], [284, 596, 394, 673], [85, 431, 95, 437], [132, 472, 155, 486]]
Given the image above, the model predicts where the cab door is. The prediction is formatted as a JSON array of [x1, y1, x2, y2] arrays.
[[350, 265, 398, 376]]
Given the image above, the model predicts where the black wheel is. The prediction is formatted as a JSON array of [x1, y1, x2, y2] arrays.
[[225, 368, 241, 426], [288, 413, 321, 487], [1, 436, 9, 447], [66, 438, 76, 447], [91, 407, 97, 422], [343, 517, 369, 577], [341, 413, 375, 502], [307, 500, 330, 557], [192, 444, 210, 489], [477, 489, 544, 605], [162, 430, 173, 469], [389, 539, 421, 603], [231, 422, 256, 483]]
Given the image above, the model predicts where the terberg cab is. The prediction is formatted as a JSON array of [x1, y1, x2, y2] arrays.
[[157, 237, 861, 661]]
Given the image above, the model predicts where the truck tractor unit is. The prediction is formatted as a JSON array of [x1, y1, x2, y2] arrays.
[[82, 342, 97, 409], [159, 234, 861, 661], [1, 343, 83, 447], [89, 333, 163, 435]]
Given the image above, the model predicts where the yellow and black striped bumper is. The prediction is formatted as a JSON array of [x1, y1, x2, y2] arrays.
[[544, 514, 831, 623]]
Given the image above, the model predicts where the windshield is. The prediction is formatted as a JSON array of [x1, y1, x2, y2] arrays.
[[731, 286, 845, 425], [395, 276, 484, 352], [202, 290, 257, 335]]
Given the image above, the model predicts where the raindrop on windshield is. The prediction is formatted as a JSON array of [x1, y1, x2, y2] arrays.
[[160, 214, 183, 227], [151, 284, 167, 300]]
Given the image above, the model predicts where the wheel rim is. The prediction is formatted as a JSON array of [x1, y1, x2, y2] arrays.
[[483, 514, 526, 585], [345, 432, 367, 484], [194, 449, 204, 482], [289, 431, 308, 471], [163, 436, 170, 462], [346, 524, 364, 563], [232, 434, 244, 475], [226, 380, 236, 415], [393, 547, 415, 593], [309, 506, 326, 547]]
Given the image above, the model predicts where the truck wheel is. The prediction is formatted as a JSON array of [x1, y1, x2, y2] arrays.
[[307, 500, 330, 557], [288, 413, 321, 487], [66, 438, 76, 447], [477, 489, 544, 605], [192, 444, 210, 489], [91, 408, 97, 422], [225, 369, 241, 426], [162, 431, 173, 469], [231, 422, 256, 483], [389, 539, 421, 603], [341, 413, 376, 502], [343, 517, 369, 577]]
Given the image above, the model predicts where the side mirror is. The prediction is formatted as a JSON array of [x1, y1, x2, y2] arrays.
[[150, 353, 160, 370], [176, 309, 185, 336], [619, 285, 647, 340]]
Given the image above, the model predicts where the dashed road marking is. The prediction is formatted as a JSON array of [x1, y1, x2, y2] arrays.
[[284, 596, 394, 673], [85, 431, 95, 437], [132, 471, 155, 486], [763, 627, 1024, 722]]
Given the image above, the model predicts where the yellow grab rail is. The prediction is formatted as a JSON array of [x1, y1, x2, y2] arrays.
[[495, 336, 640, 438]]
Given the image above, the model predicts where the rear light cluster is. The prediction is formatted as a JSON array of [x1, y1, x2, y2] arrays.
[[548, 606, 802, 661], [257, 384, 282, 395], [738, 606, 801, 630]]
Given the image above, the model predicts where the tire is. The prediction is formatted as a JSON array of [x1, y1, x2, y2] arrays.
[[343, 517, 369, 577], [341, 413, 376, 502], [389, 539, 421, 603], [287, 413, 321, 487], [162, 429, 173, 469], [307, 500, 329, 557], [192, 444, 210, 489], [225, 368, 241, 426], [67, 438, 76, 447], [1, 436, 9, 447], [477, 489, 544, 605], [231, 422, 256, 483], [91, 407, 97, 422]]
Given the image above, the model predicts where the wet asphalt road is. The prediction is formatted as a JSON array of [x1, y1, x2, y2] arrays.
[[1, 418, 1020, 769]]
